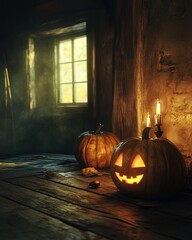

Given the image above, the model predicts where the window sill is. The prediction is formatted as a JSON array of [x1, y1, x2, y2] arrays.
[[31, 105, 88, 118]]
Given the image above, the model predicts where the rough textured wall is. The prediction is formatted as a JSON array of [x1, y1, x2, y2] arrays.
[[94, 5, 114, 131], [142, 0, 192, 157], [112, 0, 138, 140], [0, 0, 114, 154]]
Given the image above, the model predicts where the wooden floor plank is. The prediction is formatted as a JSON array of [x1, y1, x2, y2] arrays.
[[3, 176, 192, 240], [0, 154, 192, 240], [41, 169, 192, 217], [0, 196, 103, 240], [0, 154, 79, 179], [0, 180, 172, 240]]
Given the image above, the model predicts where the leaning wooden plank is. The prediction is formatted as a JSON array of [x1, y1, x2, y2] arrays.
[[4, 176, 192, 240], [0, 180, 171, 240], [0, 196, 103, 240]]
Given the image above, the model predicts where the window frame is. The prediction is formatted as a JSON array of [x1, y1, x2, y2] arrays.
[[27, 19, 95, 116], [54, 28, 88, 107]]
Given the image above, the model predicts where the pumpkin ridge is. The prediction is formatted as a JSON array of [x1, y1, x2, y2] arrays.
[[110, 133, 119, 148], [105, 135, 116, 168], [157, 140, 171, 188], [75, 134, 87, 167], [163, 139, 187, 179], [98, 135, 106, 169], [84, 135, 93, 167], [158, 140, 176, 190], [96, 135, 98, 169], [159, 139, 187, 190], [140, 139, 149, 198], [149, 140, 165, 198], [104, 135, 110, 168]]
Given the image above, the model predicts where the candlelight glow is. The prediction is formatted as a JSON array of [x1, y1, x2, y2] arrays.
[[155, 99, 161, 125], [115, 172, 144, 184], [114, 154, 145, 184], [131, 154, 145, 168], [156, 99, 161, 115], [146, 112, 151, 127]]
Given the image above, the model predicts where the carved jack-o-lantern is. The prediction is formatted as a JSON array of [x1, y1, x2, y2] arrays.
[[110, 127, 187, 200]]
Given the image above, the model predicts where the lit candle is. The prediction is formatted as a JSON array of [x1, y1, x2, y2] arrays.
[[146, 112, 151, 127], [156, 99, 161, 115], [155, 99, 161, 125]]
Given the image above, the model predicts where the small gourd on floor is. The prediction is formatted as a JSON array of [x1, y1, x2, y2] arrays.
[[110, 127, 187, 200], [74, 124, 120, 169]]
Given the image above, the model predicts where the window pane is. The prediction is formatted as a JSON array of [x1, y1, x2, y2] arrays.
[[74, 83, 87, 103], [59, 40, 72, 63], [60, 84, 73, 103], [74, 61, 87, 82], [74, 36, 87, 61], [60, 63, 72, 83]]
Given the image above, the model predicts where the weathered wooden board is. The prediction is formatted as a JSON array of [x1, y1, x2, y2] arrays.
[[0, 154, 79, 179], [0, 196, 103, 240], [0, 180, 170, 240], [2, 173, 192, 240], [0, 153, 192, 240]]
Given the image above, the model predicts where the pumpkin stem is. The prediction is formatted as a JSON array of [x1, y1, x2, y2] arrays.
[[142, 127, 151, 140], [95, 123, 104, 134]]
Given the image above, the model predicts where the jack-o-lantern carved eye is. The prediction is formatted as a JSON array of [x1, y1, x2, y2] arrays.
[[115, 153, 123, 167], [115, 154, 146, 184], [131, 154, 145, 168]]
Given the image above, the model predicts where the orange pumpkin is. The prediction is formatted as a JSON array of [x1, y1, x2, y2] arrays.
[[110, 127, 187, 200], [74, 124, 120, 169]]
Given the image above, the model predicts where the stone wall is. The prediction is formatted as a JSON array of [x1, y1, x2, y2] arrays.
[[140, 0, 192, 157]]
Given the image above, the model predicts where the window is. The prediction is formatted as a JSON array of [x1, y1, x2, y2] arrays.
[[27, 21, 90, 110], [54, 23, 88, 105]]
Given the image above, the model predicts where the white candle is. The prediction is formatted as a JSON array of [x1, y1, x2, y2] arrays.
[[146, 112, 151, 127], [156, 99, 161, 115], [155, 99, 161, 124]]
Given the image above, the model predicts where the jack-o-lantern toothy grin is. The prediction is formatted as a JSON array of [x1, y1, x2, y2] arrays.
[[115, 172, 144, 184], [114, 153, 145, 184]]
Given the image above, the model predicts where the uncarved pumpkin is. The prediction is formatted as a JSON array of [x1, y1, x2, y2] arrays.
[[74, 124, 120, 169], [110, 127, 187, 200]]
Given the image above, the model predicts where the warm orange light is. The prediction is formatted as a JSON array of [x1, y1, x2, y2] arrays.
[[156, 99, 161, 115], [115, 172, 144, 184], [131, 154, 145, 168], [155, 99, 161, 125], [115, 154, 145, 184], [115, 153, 123, 167], [146, 112, 151, 127]]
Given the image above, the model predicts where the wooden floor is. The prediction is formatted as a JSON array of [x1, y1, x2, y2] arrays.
[[0, 153, 192, 240]]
